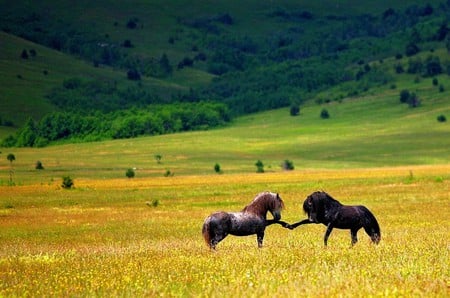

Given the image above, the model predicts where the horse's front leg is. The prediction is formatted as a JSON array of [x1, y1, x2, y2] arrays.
[[257, 230, 265, 248], [266, 220, 290, 228], [350, 228, 359, 246], [324, 223, 334, 246], [288, 219, 312, 229]]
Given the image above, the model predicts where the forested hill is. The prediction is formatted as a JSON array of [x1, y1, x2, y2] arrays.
[[1, 0, 450, 146]]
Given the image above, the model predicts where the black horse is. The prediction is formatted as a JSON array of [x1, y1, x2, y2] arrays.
[[287, 191, 381, 246], [202, 191, 288, 250]]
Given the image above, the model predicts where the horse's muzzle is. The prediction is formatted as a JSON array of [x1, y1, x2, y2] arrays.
[[272, 211, 281, 221]]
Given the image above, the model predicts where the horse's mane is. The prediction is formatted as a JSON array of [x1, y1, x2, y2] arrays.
[[313, 191, 342, 207], [242, 191, 284, 215]]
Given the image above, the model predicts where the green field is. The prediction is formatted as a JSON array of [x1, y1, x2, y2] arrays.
[[1, 78, 449, 184], [1, 80, 449, 295]]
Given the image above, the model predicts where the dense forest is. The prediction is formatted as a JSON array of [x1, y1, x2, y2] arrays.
[[1, 1, 450, 146]]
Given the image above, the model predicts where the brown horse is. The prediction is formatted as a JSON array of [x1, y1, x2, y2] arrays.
[[288, 191, 381, 246], [202, 192, 288, 249]]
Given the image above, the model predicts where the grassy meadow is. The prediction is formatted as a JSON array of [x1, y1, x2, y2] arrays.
[[1, 85, 449, 296], [0, 167, 449, 296]]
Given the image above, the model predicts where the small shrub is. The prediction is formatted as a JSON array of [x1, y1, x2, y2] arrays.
[[146, 199, 159, 207], [437, 115, 446, 122], [214, 163, 222, 174], [290, 104, 300, 116], [432, 78, 438, 86], [127, 69, 141, 80], [281, 160, 294, 171], [255, 160, 264, 173], [61, 176, 74, 189], [126, 168, 135, 178], [320, 109, 330, 119], [400, 89, 410, 103], [20, 49, 29, 59], [164, 170, 174, 177], [439, 84, 445, 92], [35, 161, 44, 170]]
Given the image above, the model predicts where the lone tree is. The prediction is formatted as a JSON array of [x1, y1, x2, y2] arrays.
[[320, 108, 330, 119], [61, 176, 74, 189], [214, 163, 222, 174], [7, 153, 15, 185], [126, 168, 135, 178], [281, 159, 295, 171], [255, 160, 264, 173]]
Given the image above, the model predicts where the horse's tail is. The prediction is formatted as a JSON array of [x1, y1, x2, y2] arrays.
[[362, 206, 381, 244], [202, 217, 212, 248]]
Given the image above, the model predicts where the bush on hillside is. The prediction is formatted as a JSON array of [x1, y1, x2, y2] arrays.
[[61, 176, 74, 189], [281, 160, 294, 171], [437, 115, 446, 122], [290, 104, 300, 116], [320, 109, 330, 119], [255, 160, 264, 173], [126, 168, 135, 178]]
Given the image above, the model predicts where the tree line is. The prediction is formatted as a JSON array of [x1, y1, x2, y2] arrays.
[[2, 102, 230, 147]]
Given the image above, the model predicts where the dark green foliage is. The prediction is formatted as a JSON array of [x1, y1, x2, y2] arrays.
[[400, 90, 410, 103], [20, 49, 28, 59], [395, 64, 404, 74], [122, 39, 133, 48], [437, 114, 446, 122], [35, 161, 44, 170], [423, 56, 442, 77], [127, 69, 141, 80], [255, 160, 264, 173], [281, 160, 294, 171], [126, 18, 138, 29], [61, 176, 74, 189], [407, 58, 423, 74], [146, 199, 159, 207], [125, 168, 135, 178], [400, 89, 420, 107], [7, 153, 15, 163], [177, 57, 194, 69], [214, 163, 222, 174], [290, 104, 300, 116], [3, 102, 230, 147], [432, 78, 438, 86], [320, 109, 330, 119], [164, 170, 174, 177], [405, 43, 420, 57], [2, 1, 450, 144]]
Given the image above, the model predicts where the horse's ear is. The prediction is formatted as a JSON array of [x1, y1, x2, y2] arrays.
[[277, 193, 280, 198]]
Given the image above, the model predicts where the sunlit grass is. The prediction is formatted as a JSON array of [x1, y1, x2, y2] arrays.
[[0, 166, 448, 296]]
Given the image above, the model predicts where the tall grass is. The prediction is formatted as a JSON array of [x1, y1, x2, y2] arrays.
[[0, 166, 448, 296]]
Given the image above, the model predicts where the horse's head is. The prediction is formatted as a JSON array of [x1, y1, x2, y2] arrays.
[[268, 192, 284, 220], [244, 192, 284, 219], [303, 191, 327, 223]]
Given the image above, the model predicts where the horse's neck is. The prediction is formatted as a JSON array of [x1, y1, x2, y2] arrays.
[[325, 198, 342, 209], [242, 203, 267, 217]]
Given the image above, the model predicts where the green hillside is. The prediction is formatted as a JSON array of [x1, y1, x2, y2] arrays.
[[0, 0, 449, 146], [1, 79, 448, 184]]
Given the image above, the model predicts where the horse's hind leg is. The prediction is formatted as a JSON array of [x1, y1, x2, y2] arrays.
[[324, 224, 334, 246], [257, 231, 265, 248], [211, 233, 227, 250], [350, 229, 359, 246]]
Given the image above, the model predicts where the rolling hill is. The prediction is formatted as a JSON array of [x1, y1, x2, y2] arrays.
[[0, 0, 449, 153]]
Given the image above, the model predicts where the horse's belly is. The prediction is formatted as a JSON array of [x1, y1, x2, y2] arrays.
[[229, 214, 264, 235]]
